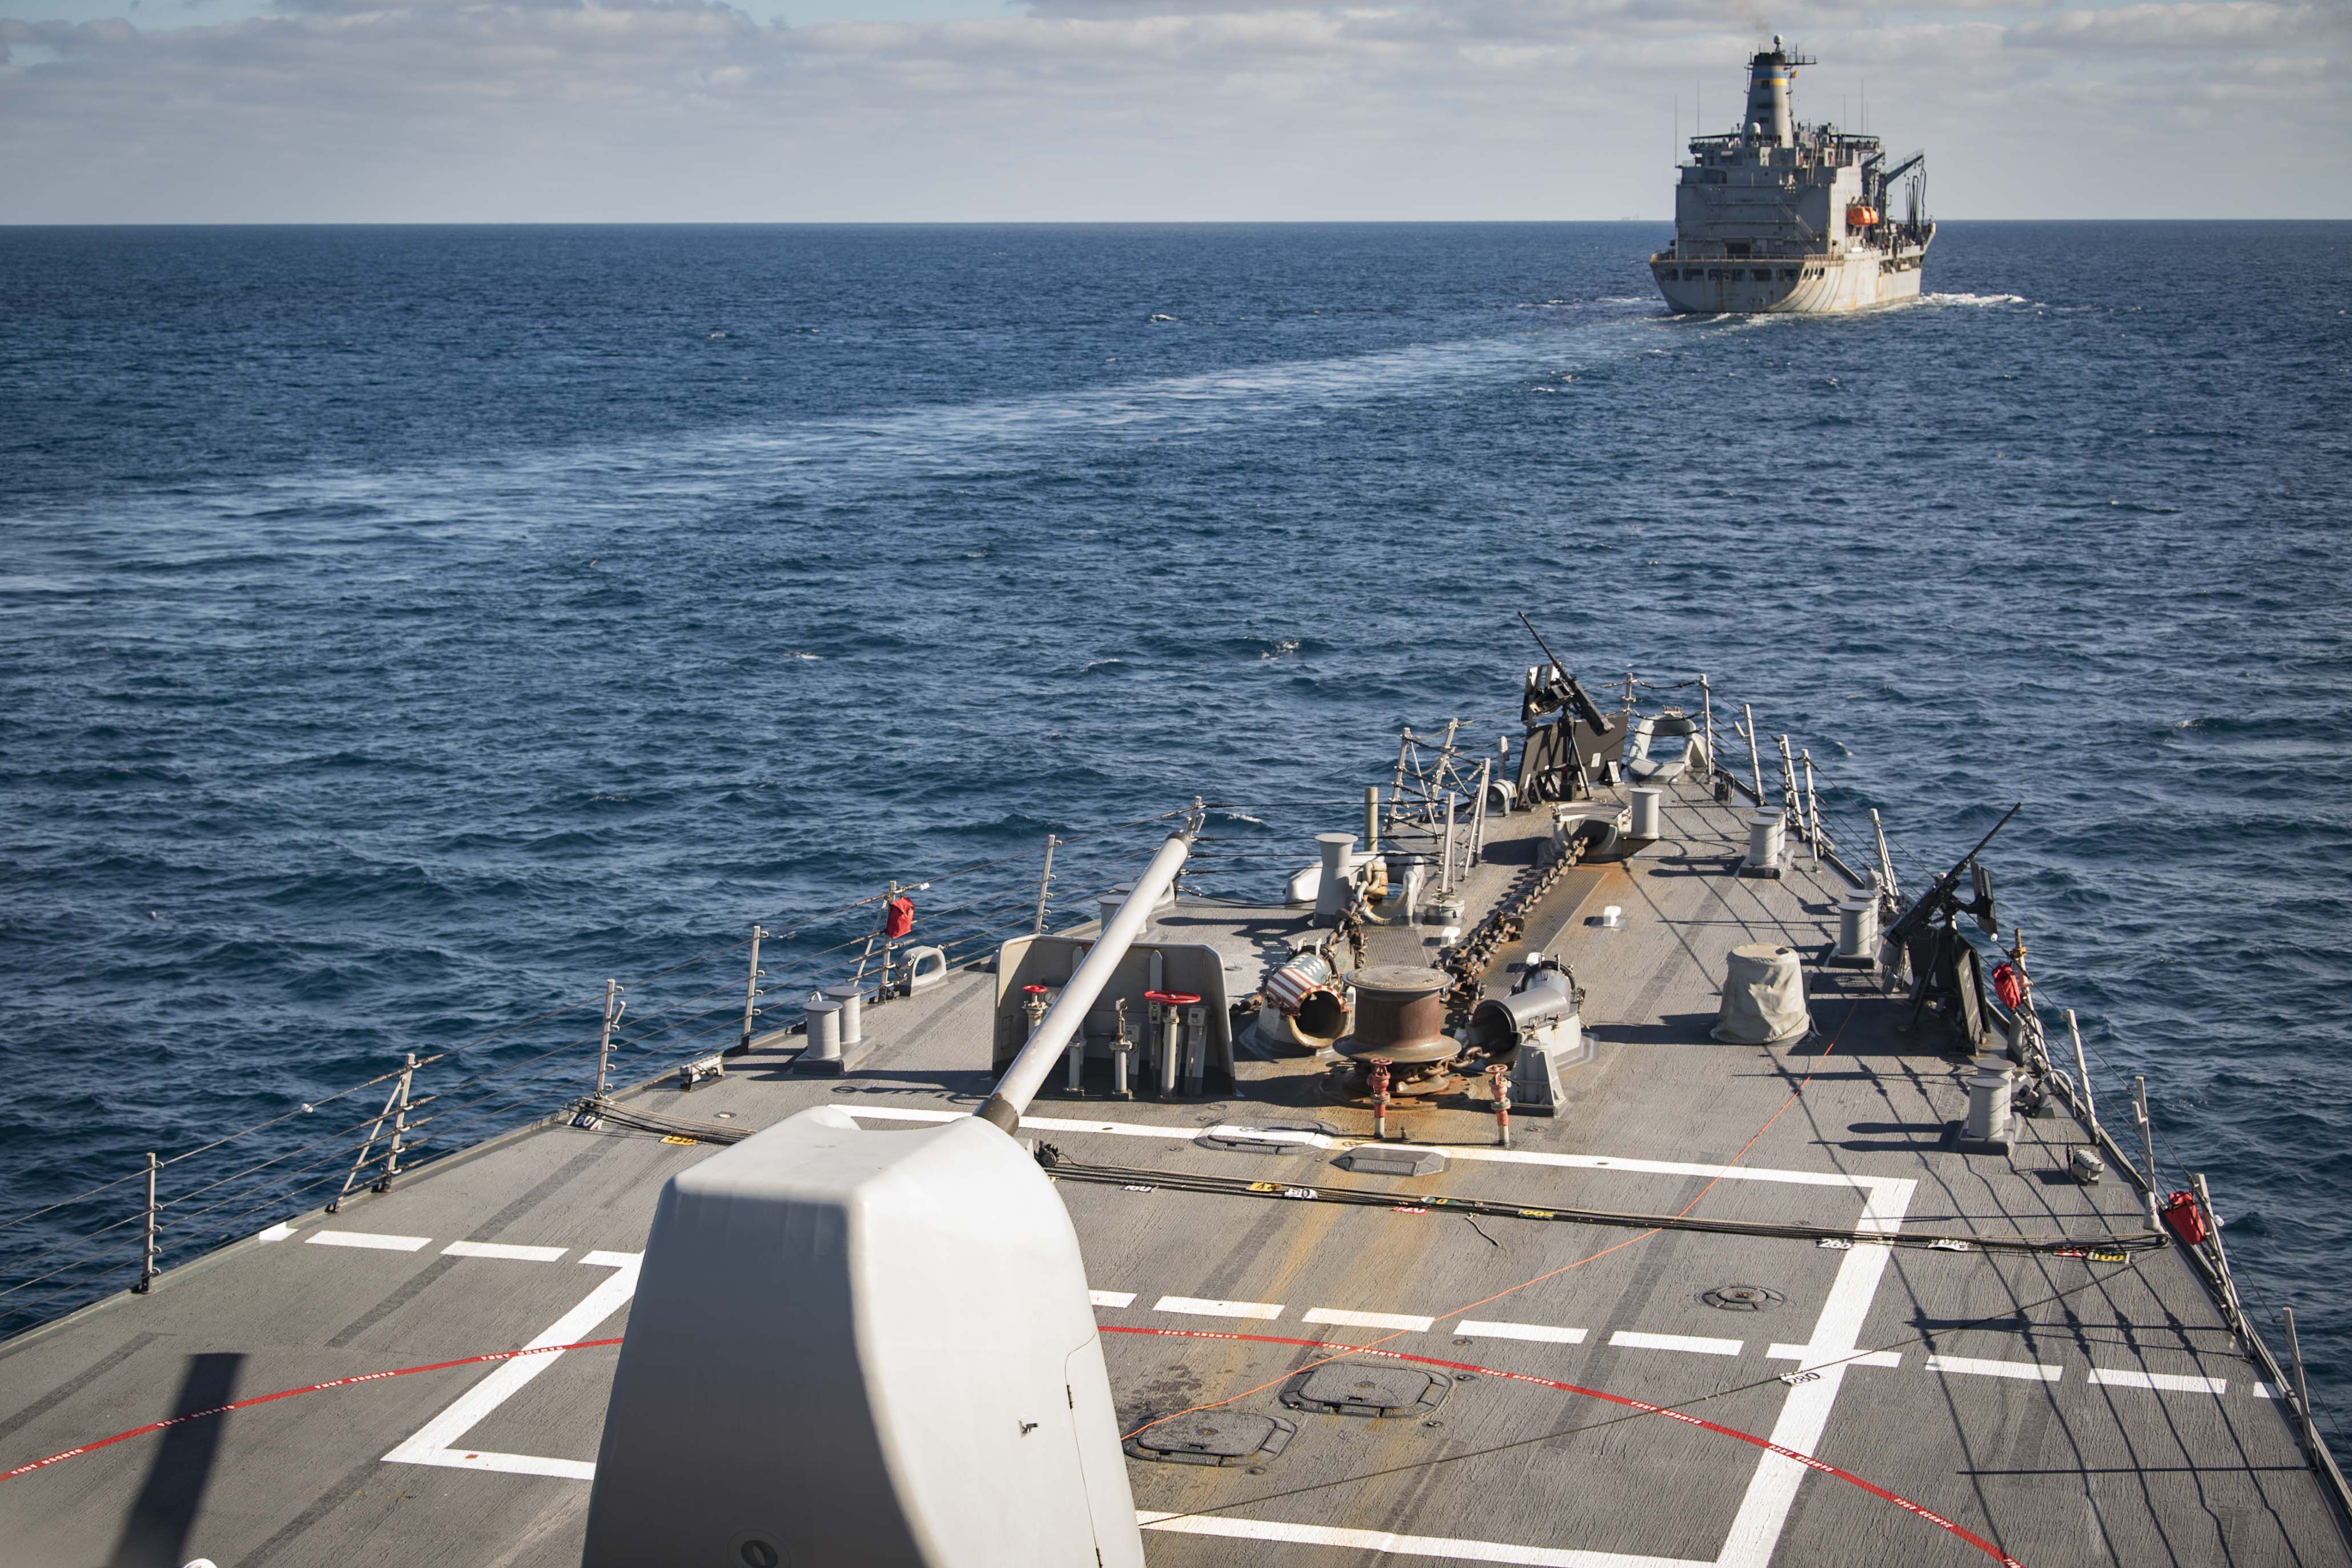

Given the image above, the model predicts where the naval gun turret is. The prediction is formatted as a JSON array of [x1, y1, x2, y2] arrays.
[[580, 833, 1201, 1567]]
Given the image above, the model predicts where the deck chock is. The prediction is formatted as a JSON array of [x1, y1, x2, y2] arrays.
[[1338, 1145, 1448, 1177]]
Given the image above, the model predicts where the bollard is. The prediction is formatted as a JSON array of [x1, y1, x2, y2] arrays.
[[1369, 1058, 1392, 1142], [823, 982, 866, 1046], [1487, 1063, 1511, 1148]]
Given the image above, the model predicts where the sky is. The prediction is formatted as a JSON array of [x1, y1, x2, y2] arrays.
[[2, 0, 2346, 221]]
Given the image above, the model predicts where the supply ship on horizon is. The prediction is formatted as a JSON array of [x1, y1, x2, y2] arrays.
[[1653, 38, 1935, 314]]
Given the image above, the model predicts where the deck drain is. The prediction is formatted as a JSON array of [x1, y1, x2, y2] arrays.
[[1281, 1362, 1452, 1419], [1124, 1411, 1296, 1467], [1702, 1284, 1785, 1312]]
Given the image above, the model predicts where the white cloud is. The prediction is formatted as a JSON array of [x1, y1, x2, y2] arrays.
[[0, 0, 2345, 218]]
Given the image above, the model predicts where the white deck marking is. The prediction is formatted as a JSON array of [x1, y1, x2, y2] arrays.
[[255, 1223, 294, 1243], [2089, 1368, 2228, 1395], [1155, 1295, 1284, 1320], [1714, 1175, 1913, 1568], [443, 1240, 568, 1263], [1454, 1319, 1587, 1345], [2255, 1382, 2277, 1398], [1304, 1308, 1437, 1333], [1139, 1510, 1694, 1567], [1766, 1344, 1900, 1369], [1089, 1290, 1137, 1308], [308, 1229, 430, 1252], [862, 1105, 1928, 1568], [1925, 1353, 2063, 1383], [841, 1107, 1894, 1191], [1609, 1330, 1742, 1357], [382, 1252, 641, 1480]]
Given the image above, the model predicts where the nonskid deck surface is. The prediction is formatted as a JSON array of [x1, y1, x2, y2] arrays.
[[0, 774, 2339, 1567]]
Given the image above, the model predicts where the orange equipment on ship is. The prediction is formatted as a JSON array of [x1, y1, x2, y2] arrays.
[[1846, 204, 1880, 228]]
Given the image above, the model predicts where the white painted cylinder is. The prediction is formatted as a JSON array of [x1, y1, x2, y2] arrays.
[[1314, 832, 1357, 920], [803, 998, 843, 1062], [821, 983, 864, 1045], [1629, 787, 1663, 840], [1837, 897, 1879, 960], [1965, 1070, 2013, 1147], [1747, 812, 1784, 868]]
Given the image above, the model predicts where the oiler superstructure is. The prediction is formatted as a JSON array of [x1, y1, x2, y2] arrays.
[[1652, 38, 1933, 314]]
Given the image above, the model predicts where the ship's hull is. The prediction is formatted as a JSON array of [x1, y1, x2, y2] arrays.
[[1651, 242, 1927, 315]]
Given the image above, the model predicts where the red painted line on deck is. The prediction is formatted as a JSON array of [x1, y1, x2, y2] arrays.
[[1103, 1324, 2025, 1567], [0, 1337, 624, 1485]]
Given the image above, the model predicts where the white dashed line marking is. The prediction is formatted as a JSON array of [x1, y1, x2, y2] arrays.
[[443, 1241, 568, 1263], [2089, 1368, 2228, 1395], [1090, 1290, 1137, 1308], [1925, 1354, 2062, 1382], [1453, 1320, 1587, 1345], [1610, 1330, 1743, 1357], [307, 1229, 431, 1252], [1155, 1296, 1284, 1321], [1302, 1308, 1436, 1333]]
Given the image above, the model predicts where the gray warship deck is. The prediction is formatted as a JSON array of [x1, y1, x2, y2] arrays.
[[2, 770, 2342, 1567]]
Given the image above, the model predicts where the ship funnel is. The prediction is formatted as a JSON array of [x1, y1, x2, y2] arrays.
[[1743, 39, 1797, 147]]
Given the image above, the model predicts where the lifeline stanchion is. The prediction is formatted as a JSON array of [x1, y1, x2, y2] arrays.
[[373, 1054, 416, 1195], [2194, 1173, 2247, 1343], [1741, 705, 1764, 805], [1700, 675, 1716, 786], [1800, 750, 1824, 860], [738, 926, 766, 1051], [594, 979, 623, 1099], [2286, 1306, 2321, 1458], [1032, 836, 1058, 936], [133, 1153, 156, 1295], [2132, 1077, 2160, 1228], [2066, 1009, 2098, 1136], [1871, 807, 1901, 906], [1470, 757, 1491, 867], [1488, 1063, 1511, 1149], [1369, 1058, 1392, 1143]]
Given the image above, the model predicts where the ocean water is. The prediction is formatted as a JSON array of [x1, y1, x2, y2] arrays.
[[2, 223, 2347, 1401]]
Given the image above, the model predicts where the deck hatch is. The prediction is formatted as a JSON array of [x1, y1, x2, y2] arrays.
[[1124, 1412, 1296, 1466], [1282, 1363, 1452, 1419]]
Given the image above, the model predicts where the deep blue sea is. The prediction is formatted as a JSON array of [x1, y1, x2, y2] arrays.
[[2, 223, 2347, 1405]]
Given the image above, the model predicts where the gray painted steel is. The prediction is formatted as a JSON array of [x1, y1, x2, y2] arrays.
[[0, 770, 2342, 1566]]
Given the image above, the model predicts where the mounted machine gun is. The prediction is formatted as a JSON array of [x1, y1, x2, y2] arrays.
[[1888, 803, 2020, 1047], [1513, 613, 1621, 806]]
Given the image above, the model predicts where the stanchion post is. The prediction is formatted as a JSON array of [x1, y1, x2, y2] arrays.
[[1742, 705, 1764, 804], [1032, 837, 1058, 936], [134, 1152, 157, 1294], [374, 1054, 415, 1193], [738, 925, 766, 1051], [595, 978, 621, 1100], [2133, 1076, 2160, 1228], [2286, 1306, 2319, 1454]]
